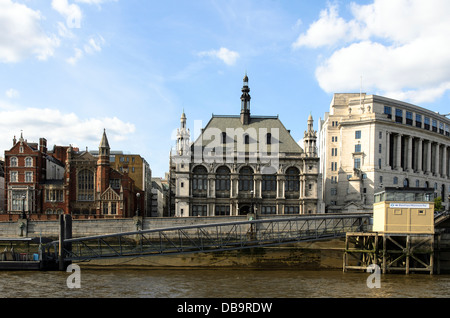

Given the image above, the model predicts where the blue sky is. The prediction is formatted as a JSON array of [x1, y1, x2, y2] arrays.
[[1, 0, 450, 177]]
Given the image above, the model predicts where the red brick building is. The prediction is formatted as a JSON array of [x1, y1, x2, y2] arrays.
[[2, 130, 142, 219]]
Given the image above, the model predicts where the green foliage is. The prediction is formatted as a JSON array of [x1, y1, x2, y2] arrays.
[[434, 197, 444, 212]]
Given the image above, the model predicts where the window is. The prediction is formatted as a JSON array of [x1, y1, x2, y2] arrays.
[[331, 162, 337, 171], [393, 177, 398, 185], [10, 157, 18, 167], [416, 114, 422, 128], [355, 131, 361, 139], [46, 189, 64, 202], [110, 179, 120, 189], [378, 144, 382, 154], [261, 206, 276, 215], [192, 165, 208, 196], [379, 131, 383, 139], [239, 166, 254, 191], [25, 171, 33, 182], [446, 124, 450, 137], [111, 202, 117, 215], [332, 136, 338, 142], [432, 119, 438, 132], [384, 106, 392, 119], [378, 158, 382, 169], [215, 205, 230, 216], [244, 134, 249, 144], [10, 171, 18, 182], [78, 169, 94, 201], [102, 203, 108, 215], [266, 133, 272, 145], [395, 109, 403, 123], [284, 206, 299, 214], [331, 188, 337, 196], [415, 180, 420, 187], [25, 157, 32, 167], [331, 148, 337, 156], [192, 205, 207, 216], [222, 132, 227, 144], [285, 167, 300, 192], [180, 182, 184, 188], [439, 122, 444, 134], [355, 144, 361, 153], [262, 174, 277, 192], [11, 191, 26, 211], [216, 166, 231, 194], [406, 111, 413, 125], [354, 158, 361, 169], [424, 117, 430, 130]]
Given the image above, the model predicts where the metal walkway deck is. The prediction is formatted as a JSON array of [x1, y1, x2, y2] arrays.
[[44, 214, 371, 263]]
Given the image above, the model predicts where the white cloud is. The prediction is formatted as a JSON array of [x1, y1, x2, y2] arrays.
[[0, 0, 60, 63], [294, 0, 450, 103], [0, 106, 135, 152], [198, 47, 240, 66], [66, 48, 83, 65], [5, 89, 19, 99], [52, 0, 82, 29], [84, 36, 105, 54]]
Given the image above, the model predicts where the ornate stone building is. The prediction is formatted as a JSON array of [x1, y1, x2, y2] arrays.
[[170, 75, 322, 217], [319, 93, 450, 213]]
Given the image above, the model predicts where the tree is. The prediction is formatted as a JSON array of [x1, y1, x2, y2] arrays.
[[434, 197, 444, 212]]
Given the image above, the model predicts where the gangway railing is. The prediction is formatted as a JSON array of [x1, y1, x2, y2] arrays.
[[44, 214, 371, 262]]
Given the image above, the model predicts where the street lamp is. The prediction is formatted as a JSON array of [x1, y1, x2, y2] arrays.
[[136, 192, 140, 217], [21, 194, 26, 219]]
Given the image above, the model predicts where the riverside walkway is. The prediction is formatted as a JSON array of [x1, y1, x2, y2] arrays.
[[43, 214, 371, 264]]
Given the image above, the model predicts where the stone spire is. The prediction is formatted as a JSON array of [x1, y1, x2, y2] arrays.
[[240, 73, 251, 125]]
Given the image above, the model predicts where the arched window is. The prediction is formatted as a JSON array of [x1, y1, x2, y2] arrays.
[[78, 169, 94, 201], [239, 166, 254, 191], [285, 167, 300, 192], [192, 165, 208, 197], [244, 134, 250, 145], [216, 166, 230, 197], [403, 178, 409, 188], [25, 157, 33, 167]]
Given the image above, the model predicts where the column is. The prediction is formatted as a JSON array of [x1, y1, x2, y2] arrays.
[[442, 145, 447, 178], [435, 143, 440, 177], [407, 136, 413, 172], [396, 134, 402, 171], [417, 138, 423, 173], [386, 132, 391, 169], [426, 140, 432, 175]]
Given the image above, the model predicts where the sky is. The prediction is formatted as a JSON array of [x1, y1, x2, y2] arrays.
[[1, 0, 450, 178]]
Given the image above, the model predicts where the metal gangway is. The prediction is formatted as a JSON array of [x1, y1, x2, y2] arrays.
[[44, 214, 371, 263]]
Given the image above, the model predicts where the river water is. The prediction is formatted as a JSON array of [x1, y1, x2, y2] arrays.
[[0, 268, 449, 298]]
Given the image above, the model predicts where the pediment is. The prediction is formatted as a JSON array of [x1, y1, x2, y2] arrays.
[[101, 186, 120, 201], [76, 151, 97, 161]]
